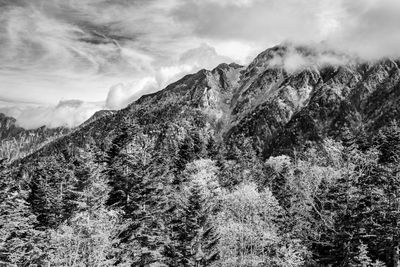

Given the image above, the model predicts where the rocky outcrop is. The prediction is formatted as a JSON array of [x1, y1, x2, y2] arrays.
[[226, 45, 400, 157]]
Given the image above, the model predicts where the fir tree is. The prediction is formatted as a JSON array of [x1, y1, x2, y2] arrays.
[[206, 136, 219, 159], [105, 132, 170, 266], [0, 161, 47, 266], [374, 121, 400, 164], [104, 127, 131, 207], [165, 181, 219, 266], [47, 151, 120, 266], [116, 163, 168, 266], [175, 136, 196, 175]]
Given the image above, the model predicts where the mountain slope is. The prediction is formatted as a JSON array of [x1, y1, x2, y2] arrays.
[[12, 44, 400, 168], [227, 45, 400, 157]]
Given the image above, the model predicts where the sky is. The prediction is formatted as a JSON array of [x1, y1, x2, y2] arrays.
[[1, 0, 400, 128]]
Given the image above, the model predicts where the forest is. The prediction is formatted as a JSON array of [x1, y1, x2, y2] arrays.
[[1, 117, 400, 267]]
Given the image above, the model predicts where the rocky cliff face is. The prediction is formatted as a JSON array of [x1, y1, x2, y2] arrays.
[[0, 113, 69, 142], [226, 45, 400, 157], [0, 113, 69, 161], [11, 44, 400, 168], [0, 113, 25, 141]]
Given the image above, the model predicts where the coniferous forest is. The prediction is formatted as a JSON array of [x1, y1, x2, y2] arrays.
[[2, 120, 400, 266]]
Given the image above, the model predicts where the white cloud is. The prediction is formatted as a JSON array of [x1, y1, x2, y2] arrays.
[[0, 100, 103, 129], [155, 65, 193, 88], [105, 78, 158, 110], [0, 41, 234, 128], [173, 0, 400, 59], [265, 44, 352, 73], [326, 0, 400, 59], [106, 43, 233, 110], [201, 0, 260, 7], [210, 40, 261, 64]]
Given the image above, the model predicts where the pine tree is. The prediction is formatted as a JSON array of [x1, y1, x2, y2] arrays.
[[374, 121, 400, 164], [105, 131, 170, 266], [354, 242, 373, 267], [104, 127, 131, 207], [175, 136, 195, 174], [0, 160, 47, 266], [342, 126, 358, 162], [165, 181, 219, 266], [206, 136, 219, 159], [28, 161, 77, 228], [355, 123, 400, 266], [47, 151, 120, 266], [353, 242, 386, 267], [116, 162, 169, 266]]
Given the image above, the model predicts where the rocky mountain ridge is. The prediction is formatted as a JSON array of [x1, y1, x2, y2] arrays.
[[10, 43, 400, 167], [0, 113, 69, 161]]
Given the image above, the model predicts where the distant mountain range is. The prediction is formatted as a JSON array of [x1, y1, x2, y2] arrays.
[[0, 113, 69, 161]]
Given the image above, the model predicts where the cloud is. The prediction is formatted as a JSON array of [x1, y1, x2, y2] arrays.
[[0, 1, 154, 75], [179, 44, 232, 69], [0, 100, 103, 129], [172, 0, 400, 59], [0, 0, 243, 128], [265, 44, 351, 73], [172, 0, 329, 44], [326, 0, 400, 58], [105, 78, 158, 110], [200, 0, 261, 7], [106, 43, 233, 110], [0, 41, 233, 128]]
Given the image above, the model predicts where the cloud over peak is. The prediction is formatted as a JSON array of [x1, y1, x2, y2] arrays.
[[1, 0, 400, 128]]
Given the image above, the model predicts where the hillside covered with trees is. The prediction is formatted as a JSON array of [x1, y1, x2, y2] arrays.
[[2, 44, 400, 266]]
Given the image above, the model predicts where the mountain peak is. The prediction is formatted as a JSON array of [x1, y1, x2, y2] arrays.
[[10, 43, 400, 164]]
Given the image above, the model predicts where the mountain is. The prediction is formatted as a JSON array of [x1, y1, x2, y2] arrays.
[[14, 44, 400, 166], [228, 45, 400, 156], [4, 43, 400, 266], [0, 113, 69, 161], [13, 62, 245, 168], [0, 113, 24, 141]]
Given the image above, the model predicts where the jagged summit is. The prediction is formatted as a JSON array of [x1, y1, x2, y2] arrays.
[[8, 43, 400, 165], [131, 63, 244, 110]]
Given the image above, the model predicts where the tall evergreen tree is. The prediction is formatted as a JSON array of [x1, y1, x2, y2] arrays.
[[47, 150, 120, 267], [0, 160, 47, 266], [104, 127, 131, 207], [116, 165, 168, 266], [175, 136, 196, 175], [165, 181, 219, 266], [105, 130, 170, 266]]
